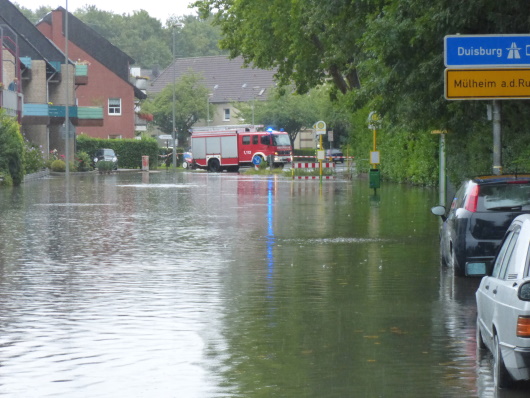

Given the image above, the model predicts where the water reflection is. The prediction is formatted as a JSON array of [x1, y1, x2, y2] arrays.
[[0, 171, 528, 397]]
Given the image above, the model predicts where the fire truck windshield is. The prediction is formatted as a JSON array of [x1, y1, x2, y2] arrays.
[[272, 134, 290, 146]]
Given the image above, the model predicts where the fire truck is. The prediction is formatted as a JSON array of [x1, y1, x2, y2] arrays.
[[190, 127, 292, 172]]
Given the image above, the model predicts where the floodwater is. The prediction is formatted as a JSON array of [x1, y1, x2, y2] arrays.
[[0, 170, 528, 397]]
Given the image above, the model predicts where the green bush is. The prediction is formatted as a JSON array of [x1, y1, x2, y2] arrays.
[[74, 151, 93, 172], [24, 141, 46, 174], [50, 159, 66, 172], [96, 160, 115, 173], [0, 171, 13, 187], [0, 109, 25, 186], [76, 134, 160, 169]]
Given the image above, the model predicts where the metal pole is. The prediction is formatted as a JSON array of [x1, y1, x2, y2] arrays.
[[492, 100, 502, 175], [171, 28, 176, 169], [439, 133, 446, 206], [319, 134, 323, 180], [64, 1, 70, 176]]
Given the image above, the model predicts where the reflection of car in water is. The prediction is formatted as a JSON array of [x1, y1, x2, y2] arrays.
[[476, 214, 530, 389], [93, 148, 118, 170]]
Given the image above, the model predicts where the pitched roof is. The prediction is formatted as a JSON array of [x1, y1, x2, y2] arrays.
[[37, 7, 146, 99], [0, 0, 66, 65], [149, 56, 278, 103], [40, 7, 135, 82]]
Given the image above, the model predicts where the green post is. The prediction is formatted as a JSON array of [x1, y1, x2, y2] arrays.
[[369, 169, 380, 189]]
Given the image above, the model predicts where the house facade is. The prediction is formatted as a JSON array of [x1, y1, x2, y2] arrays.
[[1, 0, 103, 160], [149, 55, 315, 149], [36, 7, 146, 140]]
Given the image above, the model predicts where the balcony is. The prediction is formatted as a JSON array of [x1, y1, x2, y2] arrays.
[[75, 63, 88, 85], [76, 106, 103, 126], [22, 103, 103, 126], [0, 89, 23, 119]]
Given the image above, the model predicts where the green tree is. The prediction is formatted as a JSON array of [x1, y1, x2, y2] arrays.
[[167, 15, 226, 59], [142, 73, 210, 147], [0, 110, 25, 186], [237, 87, 324, 147], [14, 3, 52, 23], [193, 0, 380, 95]]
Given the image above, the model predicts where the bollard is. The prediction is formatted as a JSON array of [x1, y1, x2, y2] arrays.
[[142, 155, 149, 171]]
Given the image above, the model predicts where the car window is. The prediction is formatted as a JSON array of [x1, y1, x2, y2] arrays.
[[501, 229, 521, 279], [451, 182, 468, 210], [479, 183, 530, 211], [492, 227, 520, 279]]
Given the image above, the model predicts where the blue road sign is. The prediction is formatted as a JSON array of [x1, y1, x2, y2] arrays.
[[445, 35, 530, 67]]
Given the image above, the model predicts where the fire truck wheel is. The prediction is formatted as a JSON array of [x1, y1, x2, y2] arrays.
[[208, 158, 221, 172]]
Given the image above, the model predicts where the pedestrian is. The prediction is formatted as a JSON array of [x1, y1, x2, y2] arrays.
[[8, 78, 18, 91]]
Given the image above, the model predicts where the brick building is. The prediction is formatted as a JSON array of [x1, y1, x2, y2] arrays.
[[36, 7, 146, 139]]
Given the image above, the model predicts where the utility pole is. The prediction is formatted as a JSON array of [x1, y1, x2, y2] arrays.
[[492, 100, 502, 175]]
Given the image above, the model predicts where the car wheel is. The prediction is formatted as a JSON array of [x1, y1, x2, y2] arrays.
[[208, 158, 221, 172], [476, 316, 487, 350], [494, 335, 512, 389], [451, 247, 464, 277]]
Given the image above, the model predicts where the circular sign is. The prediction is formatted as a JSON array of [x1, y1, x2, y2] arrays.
[[252, 155, 262, 165], [315, 121, 326, 130]]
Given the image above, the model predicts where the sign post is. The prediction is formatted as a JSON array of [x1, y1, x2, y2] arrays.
[[444, 34, 530, 175], [314, 121, 326, 181], [368, 112, 381, 192]]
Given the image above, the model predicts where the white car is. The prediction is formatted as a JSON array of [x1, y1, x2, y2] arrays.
[[476, 214, 530, 389]]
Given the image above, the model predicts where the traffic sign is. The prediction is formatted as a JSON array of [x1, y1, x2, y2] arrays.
[[314, 120, 326, 135], [445, 34, 530, 67], [445, 68, 530, 100]]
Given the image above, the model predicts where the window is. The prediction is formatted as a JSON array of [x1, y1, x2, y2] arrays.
[[242, 136, 250, 145], [492, 227, 520, 279], [108, 98, 121, 115], [261, 135, 270, 145], [224, 108, 230, 121], [253, 136, 258, 145]]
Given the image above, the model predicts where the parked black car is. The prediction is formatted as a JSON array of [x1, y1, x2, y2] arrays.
[[431, 175, 530, 276], [93, 148, 118, 170], [326, 148, 344, 163]]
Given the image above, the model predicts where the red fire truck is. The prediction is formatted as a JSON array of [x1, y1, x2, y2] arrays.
[[190, 128, 292, 172]]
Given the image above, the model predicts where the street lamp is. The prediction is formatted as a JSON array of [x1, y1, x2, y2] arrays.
[[251, 86, 264, 126], [242, 84, 262, 126], [172, 22, 184, 168], [207, 84, 218, 127]]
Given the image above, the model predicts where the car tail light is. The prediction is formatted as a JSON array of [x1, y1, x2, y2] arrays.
[[517, 316, 530, 337], [464, 185, 480, 212]]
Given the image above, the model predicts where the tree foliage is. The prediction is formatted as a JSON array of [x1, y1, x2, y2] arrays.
[[241, 86, 349, 148], [15, 4, 225, 69], [193, 0, 383, 95], [0, 110, 25, 186], [142, 73, 210, 147], [13, 3, 52, 23]]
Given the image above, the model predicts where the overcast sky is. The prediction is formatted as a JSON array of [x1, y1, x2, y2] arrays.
[[16, 0, 197, 24]]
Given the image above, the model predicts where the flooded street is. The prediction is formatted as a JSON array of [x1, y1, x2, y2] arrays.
[[0, 171, 528, 397]]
